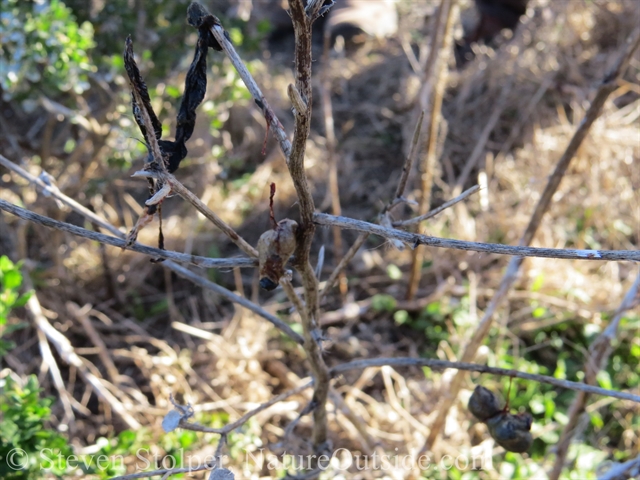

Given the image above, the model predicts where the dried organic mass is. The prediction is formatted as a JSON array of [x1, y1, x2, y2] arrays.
[[122, 5, 230, 247], [468, 384, 533, 453]]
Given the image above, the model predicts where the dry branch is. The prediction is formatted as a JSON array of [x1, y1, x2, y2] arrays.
[[393, 184, 480, 227], [206, 12, 292, 159], [407, 0, 458, 300], [132, 169, 258, 258], [549, 270, 640, 480], [177, 380, 313, 435], [313, 213, 640, 261], [0, 199, 254, 269], [0, 153, 123, 237], [329, 358, 640, 403], [284, 0, 331, 453], [421, 24, 640, 452]]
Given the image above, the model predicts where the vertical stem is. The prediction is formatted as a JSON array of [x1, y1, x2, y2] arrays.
[[406, 0, 457, 300], [287, 0, 331, 452], [321, 28, 347, 296]]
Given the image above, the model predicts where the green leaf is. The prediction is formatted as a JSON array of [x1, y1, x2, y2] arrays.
[[2, 269, 22, 289], [386, 264, 403, 280], [371, 294, 397, 312], [394, 310, 409, 325]]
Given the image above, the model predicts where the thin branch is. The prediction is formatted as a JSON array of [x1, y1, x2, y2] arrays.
[[393, 184, 481, 227], [178, 380, 313, 434], [0, 161, 303, 345], [549, 269, 640, 480], [207, 16, 292, 159], [165, 261, 304, 345], [313, 213, 640, 262], [111, 462, 216, 480], [421, 24, 640, 453], [320, 233, 369, 301], [330, 358, 640, 403], [133, 169, 258, 258], [390, 110, 425, 208], [407, 0, 458, 300], [322, 109, 431, 297], [0, 153, 123, 237], [0, 199, 255, 269]]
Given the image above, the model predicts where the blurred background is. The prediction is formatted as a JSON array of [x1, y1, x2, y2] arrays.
[[0, 0, 639, 478]]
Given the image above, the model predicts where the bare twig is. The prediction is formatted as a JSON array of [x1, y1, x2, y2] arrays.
[[0, 154, 123, 237], [313, 213, 640, 262], [393, 185, 480, 227], [549, 270, 640, 480], [0, 161, 302, 344], [165, 261, 304, 345], [132, 170, 258, 258], [407, 0, 458, 300], [390, 110, 425, 208], [22, 275, 141, 429], [0, 199, 255, 269], [207, 15, 292, 159], [320, 233, 369, 301], [208, 6, 331, 451], [421, 24, 640, 452], [178, 380, 313, 434], [330, 358, 640, 403]]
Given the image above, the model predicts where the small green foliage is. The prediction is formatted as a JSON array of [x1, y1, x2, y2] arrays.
[[386, 264, 402, 280], [0, 256, 31, 356], [0, 0, 96, 99], [371, 294, 397, 312], [0, 375, 72, 479]]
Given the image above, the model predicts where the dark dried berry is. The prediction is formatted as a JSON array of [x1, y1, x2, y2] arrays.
[[486, 412, 533, 453], [468, 385, 503, 421], [259, 277, 279, 291]]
